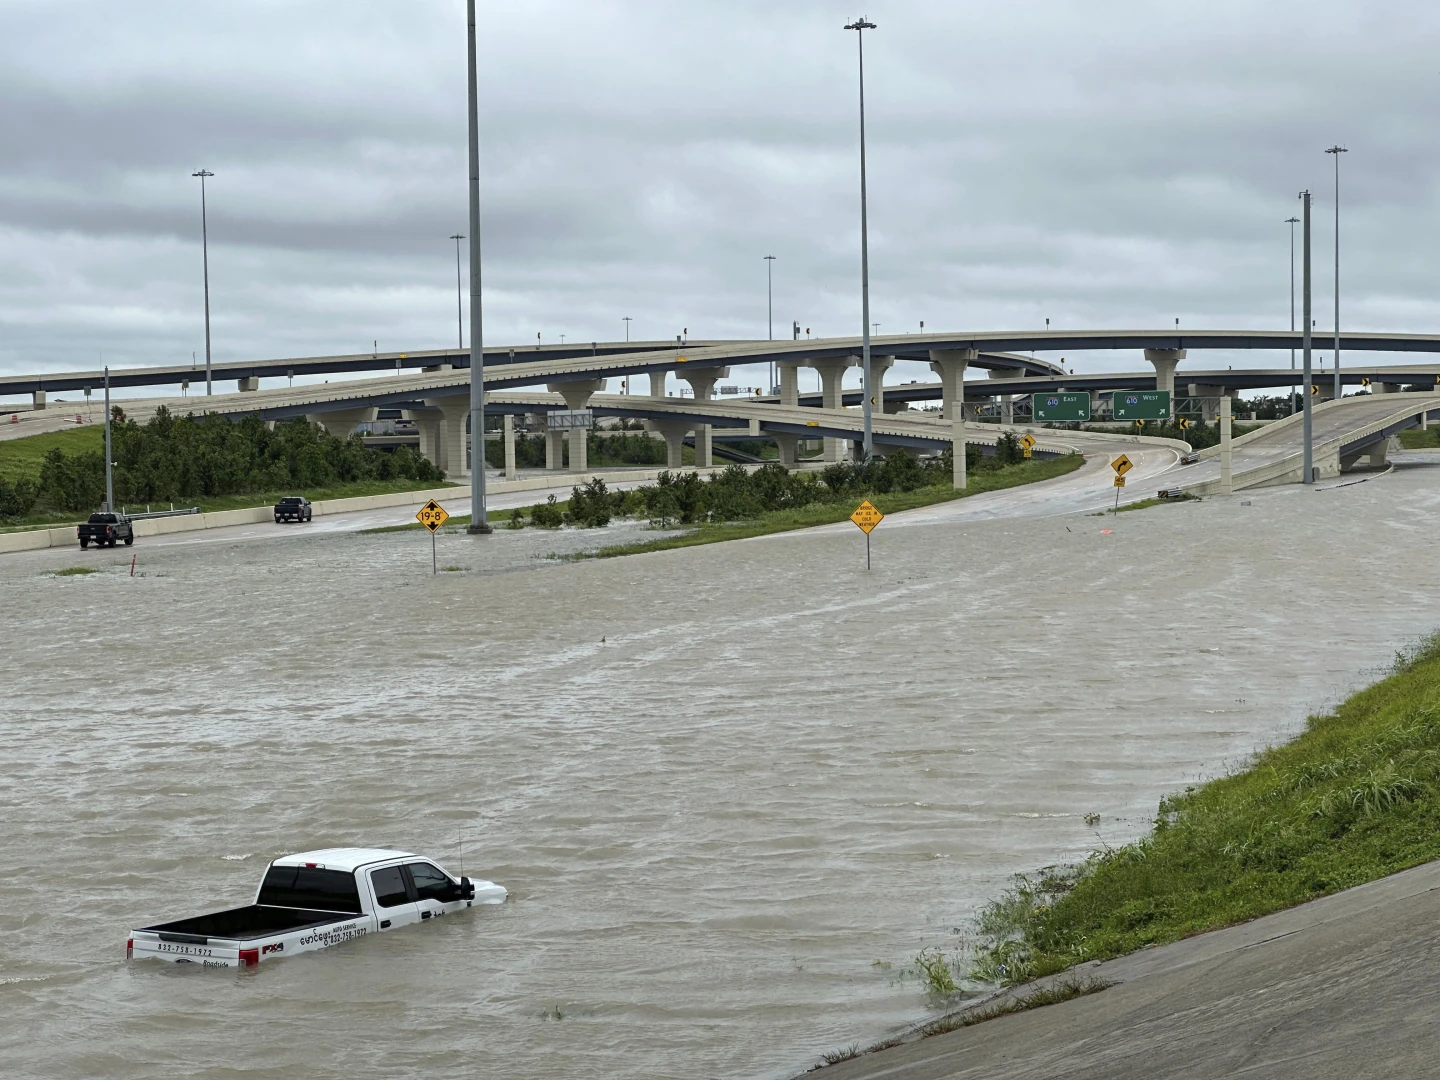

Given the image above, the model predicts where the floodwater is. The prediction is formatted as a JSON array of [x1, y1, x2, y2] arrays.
[[6, 463, 1440, 1080]]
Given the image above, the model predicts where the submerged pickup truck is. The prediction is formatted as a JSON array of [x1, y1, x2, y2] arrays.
[[128, 848, 506, 968]]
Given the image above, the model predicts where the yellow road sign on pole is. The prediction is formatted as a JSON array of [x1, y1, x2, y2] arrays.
[[851, 499, 883, 571], [416, 499, 449, 533], [1019, 433, 1037, 450], [1114, 474, 1126, 487], [1110, 454, 1134, 477], [850, 499, 883, 534]]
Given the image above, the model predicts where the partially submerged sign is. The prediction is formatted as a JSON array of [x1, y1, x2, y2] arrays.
[[416, 499, 449, 533]]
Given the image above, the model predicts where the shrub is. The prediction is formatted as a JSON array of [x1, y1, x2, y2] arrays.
[[530, 494, 564, 528]]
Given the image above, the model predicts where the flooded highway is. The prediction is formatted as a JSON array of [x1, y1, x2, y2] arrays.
[[6, 464, 1440, 1080]]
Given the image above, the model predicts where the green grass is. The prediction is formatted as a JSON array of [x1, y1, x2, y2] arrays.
[[49, 566, 98, 576], [919, 975, 1113, 1038], [1397, 428, 1440, 450], [582, 456, 1083, 559], [1, 477, 462, 532], [1111, 493, 1200, 514], [0, 425, 105, 482], [969, 633, 1440, 986]]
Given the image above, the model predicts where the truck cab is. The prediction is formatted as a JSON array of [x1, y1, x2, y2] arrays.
[[78, 512, 133, 549]]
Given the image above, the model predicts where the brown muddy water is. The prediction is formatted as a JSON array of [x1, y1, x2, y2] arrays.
[[5, 467, 1440, 1080]]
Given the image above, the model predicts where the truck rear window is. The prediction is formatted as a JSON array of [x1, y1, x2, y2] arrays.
[[88, 514, 117, 523], [257, 865, 362, 913], [279, 498, 304, 505]]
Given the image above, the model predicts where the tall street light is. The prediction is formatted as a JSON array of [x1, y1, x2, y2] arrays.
[[1326, 145, 1348, 401], [1286, 216, 1299, 374], [465, 0, 491, 534], [192, 169, 214, 396], [1300, 190, 1314, 483], [845, 16, 876, 460], [450, 233, 465, 350], [623, 315, 632, 342], [765, 254, 776, 394]]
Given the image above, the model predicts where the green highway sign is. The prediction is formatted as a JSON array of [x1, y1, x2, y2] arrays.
[[1032, 392, 1091, 422], [1112, 390, 1172, 421]]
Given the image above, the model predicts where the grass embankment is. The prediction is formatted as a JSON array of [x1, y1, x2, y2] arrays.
[[393, 456, 1084, 551], [0, 426, 104, 482], [970, 634, 1440, 986], [586, 456, 1081, 558], [1109, 492, 1200, 514], [1398, 428, 1440, 450]]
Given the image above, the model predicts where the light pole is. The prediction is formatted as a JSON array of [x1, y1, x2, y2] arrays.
[[450, 233, 465, 350], [465, 0, 490, 533], [1326, 145, 1347, 401], [1286, 216, 1299, 374], [192, 169, 214, 396], [765, 255, 776, 392], [1301, 190, 1314, 483], [623, 316, 632, 342], [845, 16, 876, 460]]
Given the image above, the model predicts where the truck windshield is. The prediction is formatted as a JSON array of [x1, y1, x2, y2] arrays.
[[257, 865, 362, 913]]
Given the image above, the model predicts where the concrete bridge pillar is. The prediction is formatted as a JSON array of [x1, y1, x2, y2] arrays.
[[238, 377, 260, 392], [502, 413, 517, 481], [986, 367, 1024, 425], [424, 396, 471, 478], [883, 400, 910, 415], [545, 428, 564, 471], [810, 357, 855, 462], [651, 420, 689, 469], [548, 378, 605, 474], [771, 432, 800, 468], [306, 406, 378, 440], [867, 355, 895, 416], [645, 370, 667, 399], [31, 390, 45, 411], [1144, 349, 1186, 396], [680, 367, 728, 468], [778, 361, 802, 407], [407, 411, 445, 473], [929, 348, 977, 421], [1374, 382, 1399, 394], [1188, 384, 1225, 421]]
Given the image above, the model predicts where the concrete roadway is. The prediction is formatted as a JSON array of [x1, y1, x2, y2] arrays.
[[818, 857, 1440, 1080]]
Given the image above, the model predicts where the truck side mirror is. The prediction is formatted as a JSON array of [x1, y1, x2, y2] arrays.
[[460, 876, 475, 900]]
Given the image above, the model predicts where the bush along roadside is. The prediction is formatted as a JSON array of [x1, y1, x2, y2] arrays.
[[967, 633, 1440, 986]]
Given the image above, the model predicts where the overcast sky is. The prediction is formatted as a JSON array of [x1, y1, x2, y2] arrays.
[[2, 0, 1438, 395]]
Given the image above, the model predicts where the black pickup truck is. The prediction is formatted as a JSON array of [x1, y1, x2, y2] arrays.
[[274, 496, 313, 523], [78, 513, 134, 549]]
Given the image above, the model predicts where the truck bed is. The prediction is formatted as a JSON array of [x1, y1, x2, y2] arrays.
[[140, 904, 352, 941]]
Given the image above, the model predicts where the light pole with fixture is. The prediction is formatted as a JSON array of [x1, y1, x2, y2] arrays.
[[1300, 190, 1314, 483], [192, 169, 214, 396], [450, 233, 465, 350], [623, 316, 632, 342], [765, 255, 776, 391], [1326, 145, 1347, 401], [464, 0, 490, 533], [845, 15, 877, 459], [1286, 216, 1300, 374]]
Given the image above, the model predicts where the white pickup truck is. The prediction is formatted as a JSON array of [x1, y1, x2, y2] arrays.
[[127, 848, 506, 968]]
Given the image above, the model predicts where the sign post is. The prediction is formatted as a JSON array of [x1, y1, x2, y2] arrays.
[[416, 499, 449, 574], [1110, 454, 1132, 513], [850, 499, 883, 570]]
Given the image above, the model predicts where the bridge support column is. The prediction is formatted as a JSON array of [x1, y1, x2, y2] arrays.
[[305, 406, 377, 440], [31, 390, 45, 411], [680, 367, 728, 468], [424, 396, 471, 478], [1219, 396, 1232, 496], [809, 357, 854, 463], [952, 415, 967, 490], [1144, 349, 1185, 396], [408, 411, 444, 473], [502, 413, 517, 481], [1373, 382, 1399, 394], [645, 371, 667, 399], [652, 421, 689, 469], [548, 379, 605, 474], [771, 432, 800, 468], [1187, 384, 1225, 421], [929, 348, 977, 422], [778, 361, 801, 407], [237, 377, 259, 392], [867, 355, 895, 420], [545, 428, 564, 470], [1368, 440, 1390, 468], [986, 367, 1023, 426]]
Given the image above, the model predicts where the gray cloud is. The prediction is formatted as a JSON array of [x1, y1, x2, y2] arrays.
[[3, 0, 1439, 394]]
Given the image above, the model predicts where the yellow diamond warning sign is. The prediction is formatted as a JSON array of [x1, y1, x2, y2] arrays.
[[416, 499, 449, 533], [850, 499, 884, 535], [1110, 454, 1134, 477]]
